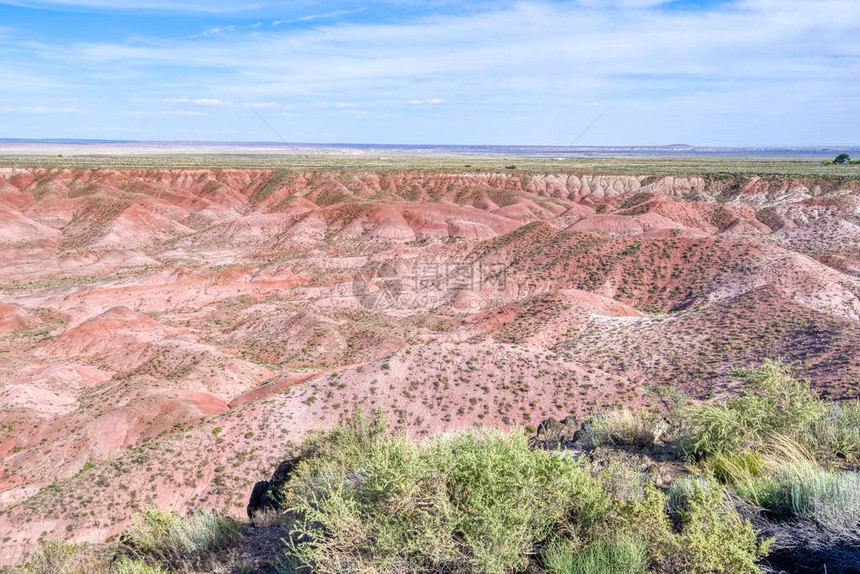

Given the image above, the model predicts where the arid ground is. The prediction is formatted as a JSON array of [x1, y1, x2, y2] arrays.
[[1, 164, 859, 564]]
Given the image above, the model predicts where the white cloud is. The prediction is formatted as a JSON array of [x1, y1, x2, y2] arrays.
[[199, 25, 236, 35], [3, 106, 79, 113], [241, 101, 281, 109], [0, 0, 273, 13], [153, 98, 231, 106], [122, 110, 205, 116], [273, 7, 368, 26], [316, 102, 373, 108], [3, 0, 860, 144]]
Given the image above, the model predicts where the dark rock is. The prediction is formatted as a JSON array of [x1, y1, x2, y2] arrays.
[[533, 415, 579, 449], [247, 456, 300, 519], [247, 480, 270, 519]]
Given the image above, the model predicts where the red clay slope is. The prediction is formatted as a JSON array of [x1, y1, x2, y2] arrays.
[[0, 168, 859, 564]]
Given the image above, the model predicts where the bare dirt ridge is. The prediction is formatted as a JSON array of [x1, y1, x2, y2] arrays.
[[0, 167, 859, 564]]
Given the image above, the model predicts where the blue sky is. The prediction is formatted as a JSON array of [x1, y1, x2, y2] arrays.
[[0, 0, 858, 145]]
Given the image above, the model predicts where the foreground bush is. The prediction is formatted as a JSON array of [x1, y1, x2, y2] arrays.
[[109, 557, 169, 574], [808, 400, 860, 464], [9, 541, 178, 574], [10, 541, 108, 574], [289, 428, 605, 573], [743, 465, 860, 573], [774, 464, 860, 537], [285, 412, 769, 574], [119, 507, 241, 570], [12, 510, 242, 574], [678, 482, 770, 574], [682, 361, 826, 459], [672, 361, 860, 572]]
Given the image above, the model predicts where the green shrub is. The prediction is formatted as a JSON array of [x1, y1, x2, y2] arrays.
[[120, 507, 241, 567], [286, 412, 772, 574], [732, 476, 788, 515], [287, 423, 608, 574], [705, 451, 790, 510], [677, 482, 771, 574], [667, 477, 713, 515], [776, 464, 860, 537], [709, 451, 765, 485], [290, 410, 389, 481], [109, 557, 168, 574], [682, 361, 825, 458], [612, 484, 678, 565], [544, 536, 648, 574], [438, 431, 606, 573], [807, 400, 860, 463], [12, 541, 107, 574], [592, 457, 648, 502]]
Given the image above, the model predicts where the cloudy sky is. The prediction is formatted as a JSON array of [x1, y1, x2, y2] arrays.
[[0, 0, 857, 145]]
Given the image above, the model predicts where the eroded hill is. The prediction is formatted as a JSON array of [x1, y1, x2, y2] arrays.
[[1, 167, 859, 564]]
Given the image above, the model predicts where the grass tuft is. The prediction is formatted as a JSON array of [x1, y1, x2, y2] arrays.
[[119, 507, 242, 571], [582, 408, 665, 449], [10, 541, 107, 574], [544, 536, 648, 574]]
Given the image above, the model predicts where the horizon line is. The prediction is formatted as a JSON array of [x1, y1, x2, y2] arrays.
[[2, 138, 859, 151]]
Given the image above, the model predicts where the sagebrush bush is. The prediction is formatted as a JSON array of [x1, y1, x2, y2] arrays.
[[286, 412, 770, 574], [776, 464, 860, 538], [120, 507, 241, 569], [667, 477, 714, 516], [740, 464, 860, 572], [11, 538, 173, 574], [682, 361, 826, 458]]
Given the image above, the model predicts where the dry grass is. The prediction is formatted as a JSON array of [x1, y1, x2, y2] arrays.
[[582, 408, 666, 449], [250, 508, 289, 528], [9, 541, 111, 574], [118, 508, 242, 573]]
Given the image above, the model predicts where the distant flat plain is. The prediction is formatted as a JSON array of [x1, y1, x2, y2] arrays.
[[2, 140, 859, 177]]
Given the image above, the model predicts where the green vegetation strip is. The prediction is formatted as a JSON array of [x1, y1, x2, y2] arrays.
[[280, 412, 767, 574], [2, 154, 860, 178]]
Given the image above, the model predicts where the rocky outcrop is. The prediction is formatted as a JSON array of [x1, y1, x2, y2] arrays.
[[532, 416, 582, 449], [247, 456, 300, 519]]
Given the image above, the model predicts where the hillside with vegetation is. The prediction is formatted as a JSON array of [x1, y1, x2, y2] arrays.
[[0, 165, 858, 572], [6, 362, 860, 574]]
